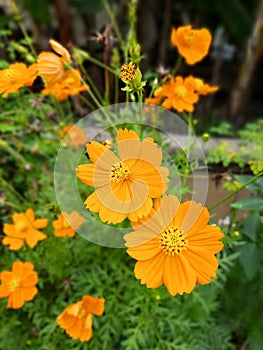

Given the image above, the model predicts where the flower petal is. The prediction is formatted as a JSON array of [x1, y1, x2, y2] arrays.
[[163, 254, 196, 296], [134, 252, 166, 288]]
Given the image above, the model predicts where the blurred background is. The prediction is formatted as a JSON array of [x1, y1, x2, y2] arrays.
[[0, 0, 263, 130]]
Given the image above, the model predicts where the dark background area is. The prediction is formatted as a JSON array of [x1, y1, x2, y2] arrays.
[[1, 0, 263, 130]]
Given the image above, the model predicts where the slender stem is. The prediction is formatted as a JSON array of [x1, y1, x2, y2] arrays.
[[209, 171, 263, 210], [171, 55, 183, 76], [78, 94, 96, 110], [180, 113, 193, 201], [0, 176, 27, 202], [69, 66, 118, 132], [114, 74, 119, 104], [103, 0, 125, 53], [87, 55, 117, 75], [86, 75, 104, 105]]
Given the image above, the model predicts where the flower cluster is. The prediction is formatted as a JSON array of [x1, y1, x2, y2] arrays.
[[1, 207, 104, 342], [0, 39, 88, 101], [77, 127, 224, 296], [146, 25, 218, 113]]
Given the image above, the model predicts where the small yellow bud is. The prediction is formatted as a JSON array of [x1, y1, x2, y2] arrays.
[[201, 133, 210, 142]]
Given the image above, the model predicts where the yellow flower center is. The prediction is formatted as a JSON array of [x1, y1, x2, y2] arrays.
[[4, 67, 19, 83], [183, 32, 196, 44], [159, 225, 187, 256], [110, 161, 130, 183], [7, 277, 21, 292], [63, 220, 70, 228], [78, 306, 87, 319], [15, 220, 28, 231], [174, 85, 187, 98], [119, 62, 137, 82]]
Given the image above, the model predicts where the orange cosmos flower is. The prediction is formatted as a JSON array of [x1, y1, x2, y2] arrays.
[[37, 39, 71, 85], [76, 128, 169, 224], [0, 63, 37, 98], [59, 124, 88, 148], [125, 194, 224, 296], [146, 76, 199, 112], [171, 25, 212, 65], [2, 208, 48, 250], [41, 69, 89, 101], [0, 261, 38, 309], [53, 211, 84, 238], [56, 295, 105, 342], [146, 75, 219, 112]]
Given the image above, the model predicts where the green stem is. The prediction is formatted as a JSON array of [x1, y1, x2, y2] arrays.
[[87, 55, 117, 75], [171, 55, 183, 76], [209, 171, 263, 210], [78, 94, 96, 110], [114, 74, 119, 104], [103, 0, 126, 55], [86, 75, 104, 105], [69, 66, 118, 132], [0, 176, 27, 203]]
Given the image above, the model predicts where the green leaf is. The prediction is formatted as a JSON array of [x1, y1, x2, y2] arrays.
[[0, 123, 20, 133], [237, 242, 261, 280], [231, 196, 263, 211], [241, 212, 262, 241], [234, 174, 263, 192]]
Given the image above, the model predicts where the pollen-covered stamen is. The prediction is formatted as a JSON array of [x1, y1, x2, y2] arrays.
[[15, 221, 28, 231], [110, 161, 130, 183], [7, 277, 20, 292], [174, 85, 187, 98], [119, 62, 137, 82], [184, 32, 196, 44], [159, 225, 187, 256], [78, 306, 86, 319], [4, 68, 19, 83]]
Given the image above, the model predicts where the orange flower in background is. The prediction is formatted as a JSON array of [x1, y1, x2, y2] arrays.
[[146, 76, 199, 112], [0, 63, 37, 98], [0, 262, 38, 309], [2, 208, 48, 250], [59, 124, 88, 148], [56, 295, 105, 342], [146, 75, 219, 112], [171, 25, 212, 65], [53, 211, 84, 238], [125, 194, 224, 296], [37, 39, 71, 85], [41, 69, 89, 101], [76, 128, 169, 224]]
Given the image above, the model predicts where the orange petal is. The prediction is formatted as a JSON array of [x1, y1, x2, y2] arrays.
[[23, 286, 38, 301], [83, 295, 105, 316], [134, 252, 166, 288], [76, 164, 96, 186], [2, 236, 25, 250], [86, 141, 109, 164], [164, 254, 197, 296], [7, 290, 24, 309], [25, 208, 35, 222], [67, 318, 83, 340], [21, 271, 38, 287], [0, 285, 10, 298], [33, 218, 48, 229], [25, 229, 47, 248], [126, 237, 161, 260], [184, 246, 218, 284]]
